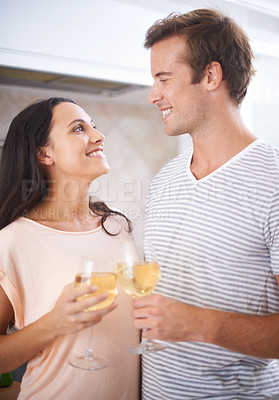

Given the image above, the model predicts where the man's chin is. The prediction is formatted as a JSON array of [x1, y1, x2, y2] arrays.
[[165, 128, 186, 137]]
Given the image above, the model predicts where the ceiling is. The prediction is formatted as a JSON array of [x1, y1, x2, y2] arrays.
[[118, 0, 279, 17], [229, 0, 279, 15]]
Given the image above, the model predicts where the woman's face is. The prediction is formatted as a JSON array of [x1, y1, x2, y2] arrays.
[[41, 102, 110, 182]]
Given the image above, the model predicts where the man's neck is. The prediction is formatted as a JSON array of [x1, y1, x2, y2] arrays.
[[190, 116, 257, 180]]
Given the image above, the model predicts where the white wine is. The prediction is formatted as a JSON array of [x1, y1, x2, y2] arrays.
[[75, 272, 117, 311], [116, 262, 160, 297]]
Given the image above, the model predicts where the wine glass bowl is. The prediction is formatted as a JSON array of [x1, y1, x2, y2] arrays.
[[75, 272, 117, 311], [116, 260, 167, 354], [68, 255, 117, 371], [116, 262, 160, 298]]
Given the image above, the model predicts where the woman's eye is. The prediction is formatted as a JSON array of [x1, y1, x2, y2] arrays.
[[73, 125, 83, 133], [160, 79, 167, 83]]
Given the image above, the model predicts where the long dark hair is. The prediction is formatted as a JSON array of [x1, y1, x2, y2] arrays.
[[0, 97, 132, 234]]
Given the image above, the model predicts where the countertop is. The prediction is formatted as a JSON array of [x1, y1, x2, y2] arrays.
[[0, 381, 20, 400]]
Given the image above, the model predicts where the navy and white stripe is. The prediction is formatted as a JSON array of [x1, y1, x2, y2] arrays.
[[143, 139, 279, 399]]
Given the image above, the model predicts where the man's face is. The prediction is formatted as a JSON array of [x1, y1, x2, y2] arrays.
[[148, 36, 209, 137]]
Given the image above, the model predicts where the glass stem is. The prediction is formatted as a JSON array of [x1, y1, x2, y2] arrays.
[[84, 327, 93, 359], [141, 329, 151, 347]]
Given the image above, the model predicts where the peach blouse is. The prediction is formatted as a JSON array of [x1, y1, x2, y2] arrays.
[[0, 216, 140, 400]]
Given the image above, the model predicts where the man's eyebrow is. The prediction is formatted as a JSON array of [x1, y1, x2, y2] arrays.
[[154, 72, 173, 78], [67, 119, 94, 127]]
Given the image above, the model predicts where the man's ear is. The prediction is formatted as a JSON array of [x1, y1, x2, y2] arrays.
[[37, 148, 54, 166], [205, 61, 223, 92]]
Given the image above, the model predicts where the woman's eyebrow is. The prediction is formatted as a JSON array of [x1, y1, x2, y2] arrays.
[[67, 119, 94, 127]]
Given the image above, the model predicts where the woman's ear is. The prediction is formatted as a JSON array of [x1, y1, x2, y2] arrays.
[[205, 61, 223, 92], [37, 148, 54, 166]]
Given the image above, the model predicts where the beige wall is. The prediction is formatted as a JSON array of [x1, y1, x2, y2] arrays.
[[0, 85, 179, 241]]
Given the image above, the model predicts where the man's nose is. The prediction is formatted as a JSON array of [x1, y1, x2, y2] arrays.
[[148, 83, 163, 105]]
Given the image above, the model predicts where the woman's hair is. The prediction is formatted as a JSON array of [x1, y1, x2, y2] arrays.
[[0, 97, 131, 234], [144, 8, 255, 105]]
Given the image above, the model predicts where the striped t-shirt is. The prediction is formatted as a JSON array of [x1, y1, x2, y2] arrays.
[[143, 138, 279, 399]]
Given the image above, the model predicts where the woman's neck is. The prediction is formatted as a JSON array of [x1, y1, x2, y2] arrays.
[[26, 180, 101, 232]]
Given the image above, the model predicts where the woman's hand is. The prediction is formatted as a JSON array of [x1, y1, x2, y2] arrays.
[[0, 282, 117, 373], [44, 282, 117, 338]]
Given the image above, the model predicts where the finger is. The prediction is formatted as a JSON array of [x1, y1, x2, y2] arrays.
[[67, 285, 99, 302], [141, 328, 158, 341], [78, 301, 118, 323], [132, 294, 159, 309], [73, 302, 117, 331], [73, 293, 108, 312], [92, 301, 118, 318], [132, 306, 155, 319], [133, 318, 156, 332]]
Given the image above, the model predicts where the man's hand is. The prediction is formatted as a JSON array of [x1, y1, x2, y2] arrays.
[[132, 294, 206, 342]]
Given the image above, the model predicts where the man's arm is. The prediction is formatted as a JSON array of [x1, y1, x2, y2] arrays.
[[132, 277, 279, 358]]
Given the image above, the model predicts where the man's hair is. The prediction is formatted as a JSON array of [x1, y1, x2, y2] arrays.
[[144, 8, 255, 105]]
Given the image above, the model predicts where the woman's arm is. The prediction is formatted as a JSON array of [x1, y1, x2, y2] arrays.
[[0, 284, 116, 373]]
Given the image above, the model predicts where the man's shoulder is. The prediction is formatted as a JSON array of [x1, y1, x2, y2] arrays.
[[249, 139, 279, 175], [252, 139, 279, 158]]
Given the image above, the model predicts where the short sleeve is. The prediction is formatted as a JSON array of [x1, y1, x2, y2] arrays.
[[0, 268, 24, 329], [264, 190, 279, 276]]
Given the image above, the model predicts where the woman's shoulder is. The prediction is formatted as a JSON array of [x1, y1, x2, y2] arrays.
[[0, 218, 28, 253], [0, 217, 26, 236]]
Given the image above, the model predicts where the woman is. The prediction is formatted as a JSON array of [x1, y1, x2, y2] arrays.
[[0, 97, 139, 399]]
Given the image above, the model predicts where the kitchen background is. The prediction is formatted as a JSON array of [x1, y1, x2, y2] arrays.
[[0, 0, 279, 241]]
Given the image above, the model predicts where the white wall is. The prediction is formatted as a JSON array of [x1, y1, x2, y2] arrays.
[[0, 0, 279, 149], [238, 54, 279, 148]]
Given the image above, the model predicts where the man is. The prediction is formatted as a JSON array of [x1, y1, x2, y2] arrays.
[[132, 8, 279, 399]]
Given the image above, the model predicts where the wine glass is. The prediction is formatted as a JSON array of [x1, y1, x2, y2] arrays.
[[68, 254, 117, 370], [116, 241, 167, 354]]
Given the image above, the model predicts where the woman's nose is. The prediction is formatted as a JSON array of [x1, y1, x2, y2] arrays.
[[88, 127, 105, 144]]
